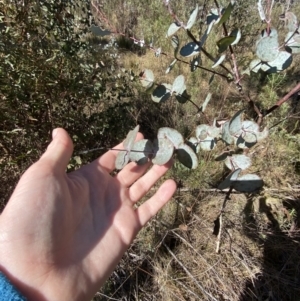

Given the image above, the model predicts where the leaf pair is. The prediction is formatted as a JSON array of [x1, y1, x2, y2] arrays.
[[221, 110, 269, 149], [151, 75, 188, 103], [115, 126, 198, 170], [249, 28, 293, 74], [158, 128, 198, 169], [189, 123, 220, 152], [166, 5, 199, 37]]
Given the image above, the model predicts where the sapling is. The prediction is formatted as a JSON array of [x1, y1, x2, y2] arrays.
[[91, 0, 299, 222]]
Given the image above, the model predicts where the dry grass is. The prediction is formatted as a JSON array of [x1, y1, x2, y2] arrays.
[[2, 0, 300, 300], [93, 1, 300, 300]]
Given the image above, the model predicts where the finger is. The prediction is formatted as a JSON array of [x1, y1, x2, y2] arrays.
[[135, 179, 177, 227], [129, 160, 173, 203], [39, 128, 73, 172], [95, 132, 144, 173], [115, 161, 151, 188]]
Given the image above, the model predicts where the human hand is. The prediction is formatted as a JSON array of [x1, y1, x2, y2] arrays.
[[0, 128, 176, 301]]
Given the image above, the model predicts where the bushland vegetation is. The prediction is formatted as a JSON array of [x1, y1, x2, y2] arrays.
[[1, 0, 300, 300]]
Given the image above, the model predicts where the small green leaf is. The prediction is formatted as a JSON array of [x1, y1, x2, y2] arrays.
[[165, 59, 177, 74], [217, 36, 235, 53], [187, 137, 198, 153], [201, 93, 212, 112], [249, 59, 262, 73], [260, 51, 292, 73], [230, 28, 242, 46], [190, 55, 201, 72], [175, 89, 189, 103], [171, 35, 179, 49], [284, 12, 299, 32], [222, 121, 234, 145], [217, 1, 235, 27], [196, 124, 209, 140], [123, 125, 140, 151], [212, 54, 226, 68], [199, 136, 217, 151]]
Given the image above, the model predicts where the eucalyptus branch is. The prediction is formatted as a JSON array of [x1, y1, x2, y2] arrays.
[[213, 0, 241, 86], [264, 82, 300, 116], [91, 0, 117, 33], [162, 0, 185, 27], [240, 91, 263, 126], [174, 53, 229, 80], [186, 29, 233, 77]]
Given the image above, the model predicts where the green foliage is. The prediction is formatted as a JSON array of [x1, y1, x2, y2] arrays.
[[0, 0, 137, 207]]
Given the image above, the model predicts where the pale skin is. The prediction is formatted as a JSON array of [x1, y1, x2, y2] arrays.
[[0, 128, 176, 301]]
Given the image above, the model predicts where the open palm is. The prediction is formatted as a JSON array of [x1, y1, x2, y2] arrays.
[[0, 128, 176, 301]]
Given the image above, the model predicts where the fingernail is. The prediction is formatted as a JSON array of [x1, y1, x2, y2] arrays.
[[52, 129, 58, 139]]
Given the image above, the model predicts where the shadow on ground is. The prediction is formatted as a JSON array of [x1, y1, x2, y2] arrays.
[[239, 196, 300, 301]]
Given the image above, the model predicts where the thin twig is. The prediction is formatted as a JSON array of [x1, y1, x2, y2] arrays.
[[264, 82, 300, 116], [216, 186, 233, 254], [186, 29, 233, 77]]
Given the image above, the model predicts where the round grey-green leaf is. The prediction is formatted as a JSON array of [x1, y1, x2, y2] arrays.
[[152, 138, 174, 165], [123, 125, 140, 151], [176, 143, 198, 169], [256, 34, 279, 62], [180, 42, 200, 57], [200, 136, 216, 151], [172, 75, 185, 94], [185, 4, 199, 30], [90, 24, 111, 37], [115, 151, 130, 170], [229, 109, 244, 136], [224, 154, 251, 171], [222, 121, 234, 145], [129, 139, 153, 165], [233, 174, 263, 192], [218, 168, 242, 190], [158, 127, 184, 149], [151, 84, 172, 103], [140, 69, 154, 89], [167, 22, 181, 37]]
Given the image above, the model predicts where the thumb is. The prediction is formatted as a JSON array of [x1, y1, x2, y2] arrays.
[[39, 128, 74, 172]]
